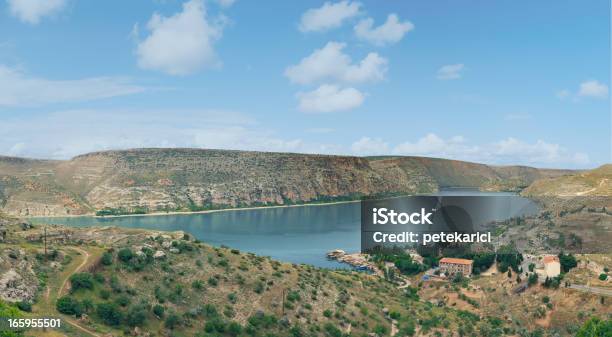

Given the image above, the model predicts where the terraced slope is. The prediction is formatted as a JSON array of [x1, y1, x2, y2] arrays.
[[0, 149, 574, 216]]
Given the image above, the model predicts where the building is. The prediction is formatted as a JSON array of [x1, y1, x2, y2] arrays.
[[543, 255, 561, 277], [439, 257, 473, 277]]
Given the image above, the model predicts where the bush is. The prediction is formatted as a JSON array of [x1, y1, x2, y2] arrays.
[[528, 273, 539, 286], [323, 309, 332, 318], [126, 305, 147, 327], [101, 252, 113, 266], [69, 272, 94, 292], [115, 295, 130, 307], [192, 279, 205, 290], [16, 301, 32, 312], [575, 317, 612, 337], [56, 296, 82, 316], [153, 304, 165, 318], [599, 273, 608, 281], [117, 248, 134, 263], [164, 313, 181, 329], [96, 302, 123, 326], [99, 289, 110, 300], [228, 321, 242, 336]]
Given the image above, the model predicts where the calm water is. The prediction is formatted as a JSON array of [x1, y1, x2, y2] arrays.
[[30, 189, 537, 268]]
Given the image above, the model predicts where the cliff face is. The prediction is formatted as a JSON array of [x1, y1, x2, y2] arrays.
[[0, 149, 573, 216]]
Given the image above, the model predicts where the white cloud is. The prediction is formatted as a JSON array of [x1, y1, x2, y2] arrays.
[[0, 109, 311, 159], [436, 64, 464, 80], [492, 138, 589, 166], [0, 65, 144, 107], [350, 137, 389, 155], [393, 133, 476, 157], [349, 133, 589, 167], [285, 41, 387, 85], [297, 84, 364, 113], [7, 0, 66, 24], [299, 1, 361, 32], [135, 0, 225, 75], [354, 14, 413, 46], [578, 80, 608, 98]]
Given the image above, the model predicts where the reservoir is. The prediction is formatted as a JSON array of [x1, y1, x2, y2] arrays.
[[30, 189, 538, 269]]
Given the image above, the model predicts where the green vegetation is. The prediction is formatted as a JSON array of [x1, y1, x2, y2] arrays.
[[576, 317, 612, 337]]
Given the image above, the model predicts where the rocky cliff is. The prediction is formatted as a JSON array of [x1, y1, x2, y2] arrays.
[[0, 149, 573, 216]]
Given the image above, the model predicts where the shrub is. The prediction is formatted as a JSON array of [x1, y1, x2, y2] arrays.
[[164, 313, 181, 329], [16, 301, 32, 312], [117, 248, 134, 263], [99, 289, 111, 300], [56, 296, 82, 316], [575, 317, 612, 337], [323, 309, 333, 318], [324, 323, 343, 337], [101, 252, 113, 266], [126, 305, 147, 327], [96, 302, 123, 326], [115, 295, 130, 307], [287, 291, 301, 302], [228, 321, 242, 336], [208, 277, 218, 287], [93, 273, 105, 283], [599, 273, 608, 281], [153, 304, 165, 318], [192, 279, 205, 290], [69, 272, 94, 292]]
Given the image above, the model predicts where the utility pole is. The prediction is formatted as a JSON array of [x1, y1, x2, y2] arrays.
[[281, 288, 286, 317], [44, 225, 47, 260]]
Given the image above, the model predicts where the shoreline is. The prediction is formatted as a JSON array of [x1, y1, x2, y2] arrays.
[[25, 199, 362, 219]]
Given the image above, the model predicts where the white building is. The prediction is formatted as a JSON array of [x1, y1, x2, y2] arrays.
[[543, 255, 561, 277]]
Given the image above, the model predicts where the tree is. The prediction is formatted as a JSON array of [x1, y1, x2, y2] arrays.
[[528, 273, 538, 286], [96, 302, 123, 326], [598, 273, 607, 281], [117, 248, 134, 263], [101, 252, 113, 266], [153, 304, 165, 318], [576, 317, 612, 337], [558, 252, 577, 273], [227, 321, 242, 337], [56, 296, 82, 316], [69, 272, 94, 292]]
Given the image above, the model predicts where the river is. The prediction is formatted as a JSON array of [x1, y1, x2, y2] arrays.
[[30, 189, 538, 268]]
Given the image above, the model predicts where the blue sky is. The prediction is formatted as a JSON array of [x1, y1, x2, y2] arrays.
[[0, 0, 609, 168]]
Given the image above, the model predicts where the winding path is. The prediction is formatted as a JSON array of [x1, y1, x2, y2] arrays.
[[51, 247, 102, 337]]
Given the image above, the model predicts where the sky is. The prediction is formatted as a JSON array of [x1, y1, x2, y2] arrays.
[[0, 0, 609, 169]]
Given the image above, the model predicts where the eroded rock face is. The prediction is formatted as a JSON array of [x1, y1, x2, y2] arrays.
[[0, 251, 38, 302], [0, 149, 573, 216]]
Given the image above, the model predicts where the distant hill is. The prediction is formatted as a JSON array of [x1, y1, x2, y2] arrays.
[[0, 149, 573, 216], [522, 164, 612, 197], [368, 156, 572, 191]]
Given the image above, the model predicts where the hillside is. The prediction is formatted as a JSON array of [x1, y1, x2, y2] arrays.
[[0, 217, 609, 337], [368, 156, 572, 191], [523, 164, 612, 197], [0, 149, 572, 217], [0, 221, 512, 337]]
